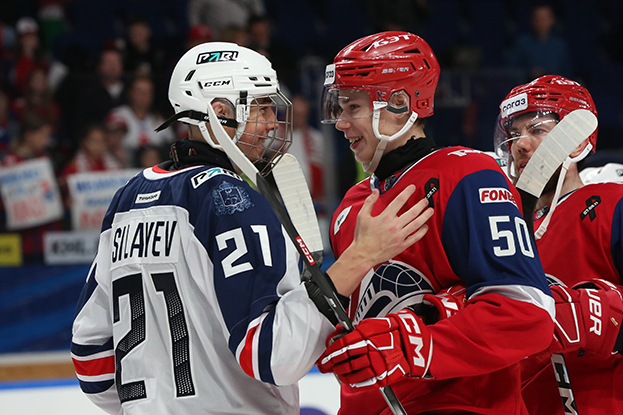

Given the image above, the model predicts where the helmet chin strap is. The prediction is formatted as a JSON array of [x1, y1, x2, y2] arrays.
[[534, 142, 593, 240], [363, 105, 419, 173], [198, 121, 224, 151]]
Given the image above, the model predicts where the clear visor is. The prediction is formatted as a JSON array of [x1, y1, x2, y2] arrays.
[[493, 111, 560, 158], [236, 92, 293, 176], [321, 87, 374, 124], [493, 110, 559, 181]]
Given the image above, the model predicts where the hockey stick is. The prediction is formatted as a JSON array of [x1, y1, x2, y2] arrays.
[[515, 108, 598, 415], [204, 104, 408, 415], [270, 153, 324, 265]]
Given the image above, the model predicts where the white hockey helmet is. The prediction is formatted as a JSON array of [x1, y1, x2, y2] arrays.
[[156, 42, 292, 175]]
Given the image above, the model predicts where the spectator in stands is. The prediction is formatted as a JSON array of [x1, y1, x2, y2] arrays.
[[0, 113, 62, 262], [508, 3, 572, 80], [60, 124, 121, 177], [247, 14, 297, 92], [133, 143, 164, 169], [220, 25, 248, 46], [121, 17, 164, 78], [12, 17, 48, 96], [59, 123, 122, 209], [0, 89, 15, 153], [103, 112, 130, 168], [71, 47, 126, 144], [1, 112, 53, 167], [186, 23, 213, 50], [11, 65, 60, 130], [187, 0, 265, 41], [106, 75, 174, 161]]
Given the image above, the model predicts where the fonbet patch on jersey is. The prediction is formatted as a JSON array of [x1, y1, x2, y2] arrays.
[[479, 187, 517, 207]]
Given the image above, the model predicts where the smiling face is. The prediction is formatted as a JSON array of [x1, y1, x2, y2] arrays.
[[236, 97, 278, 161], [508, 111, 559, 177], [333, 90, 377, 163], [333, 89, 412, 164]]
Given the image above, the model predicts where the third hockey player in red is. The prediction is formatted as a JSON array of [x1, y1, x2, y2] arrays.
[[495, 75, 623, 415]]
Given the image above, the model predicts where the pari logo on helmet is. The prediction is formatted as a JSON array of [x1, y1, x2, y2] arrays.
[[196, 50, 239, 64]]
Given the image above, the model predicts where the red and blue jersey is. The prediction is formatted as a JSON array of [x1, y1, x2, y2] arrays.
[[522, 182, 623, 415], [330, 146, 555, 415]]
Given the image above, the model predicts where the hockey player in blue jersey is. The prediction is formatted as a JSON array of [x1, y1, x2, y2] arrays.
[[70, 42, 434, 415]]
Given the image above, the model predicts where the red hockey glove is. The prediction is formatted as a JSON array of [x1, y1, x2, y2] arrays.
[[416, 284, 466, 325], [548, 279, 623, 358], [317, 308, 432, 390]]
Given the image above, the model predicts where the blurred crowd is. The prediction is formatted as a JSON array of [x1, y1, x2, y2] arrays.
[[0, 0, 622, 263]]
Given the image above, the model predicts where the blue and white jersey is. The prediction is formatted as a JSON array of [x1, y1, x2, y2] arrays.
[[71, 163, 333, 415]]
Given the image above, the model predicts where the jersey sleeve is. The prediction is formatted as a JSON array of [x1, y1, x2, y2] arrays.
[[70, 232, 120, 415], [195, 178, 334, 386], [430, 167, 555, 378]]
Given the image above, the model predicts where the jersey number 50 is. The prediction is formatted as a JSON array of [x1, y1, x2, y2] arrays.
[[488, 215, 535, 258]]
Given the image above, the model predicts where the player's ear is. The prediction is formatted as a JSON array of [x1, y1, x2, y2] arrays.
[[387, 90, 410, 121], [569, 138, 590, 158], [212, 100, 233, 118]]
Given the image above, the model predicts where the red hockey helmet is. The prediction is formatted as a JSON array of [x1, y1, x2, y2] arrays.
[[495, 75, 598, 159], [321, 31, 440, 123]]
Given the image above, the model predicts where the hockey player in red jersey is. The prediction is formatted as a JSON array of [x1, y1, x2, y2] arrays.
[[70, 42, 434, 415], [316, 31, 555, 414], [494, 75, 623, 415]]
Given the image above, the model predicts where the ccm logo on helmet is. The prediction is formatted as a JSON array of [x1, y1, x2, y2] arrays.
[[197, 51, 239, 64], [201, 78, 232, 88], [500, 92, 528, 118], [479, 188, 517, 206]]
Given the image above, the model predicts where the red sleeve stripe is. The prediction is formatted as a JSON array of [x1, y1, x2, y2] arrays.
[[73, 354, 115, 377], [239, 321, 261, 379]]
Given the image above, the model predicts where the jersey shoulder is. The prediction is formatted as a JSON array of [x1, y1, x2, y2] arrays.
[[430, 146, 504, 175], [102, 165, 253, 229], [575, 181, 623, 202]]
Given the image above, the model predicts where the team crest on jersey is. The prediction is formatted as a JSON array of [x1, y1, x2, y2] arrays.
[[213, 181, 253, 215], [354, 260, 434, 323]]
